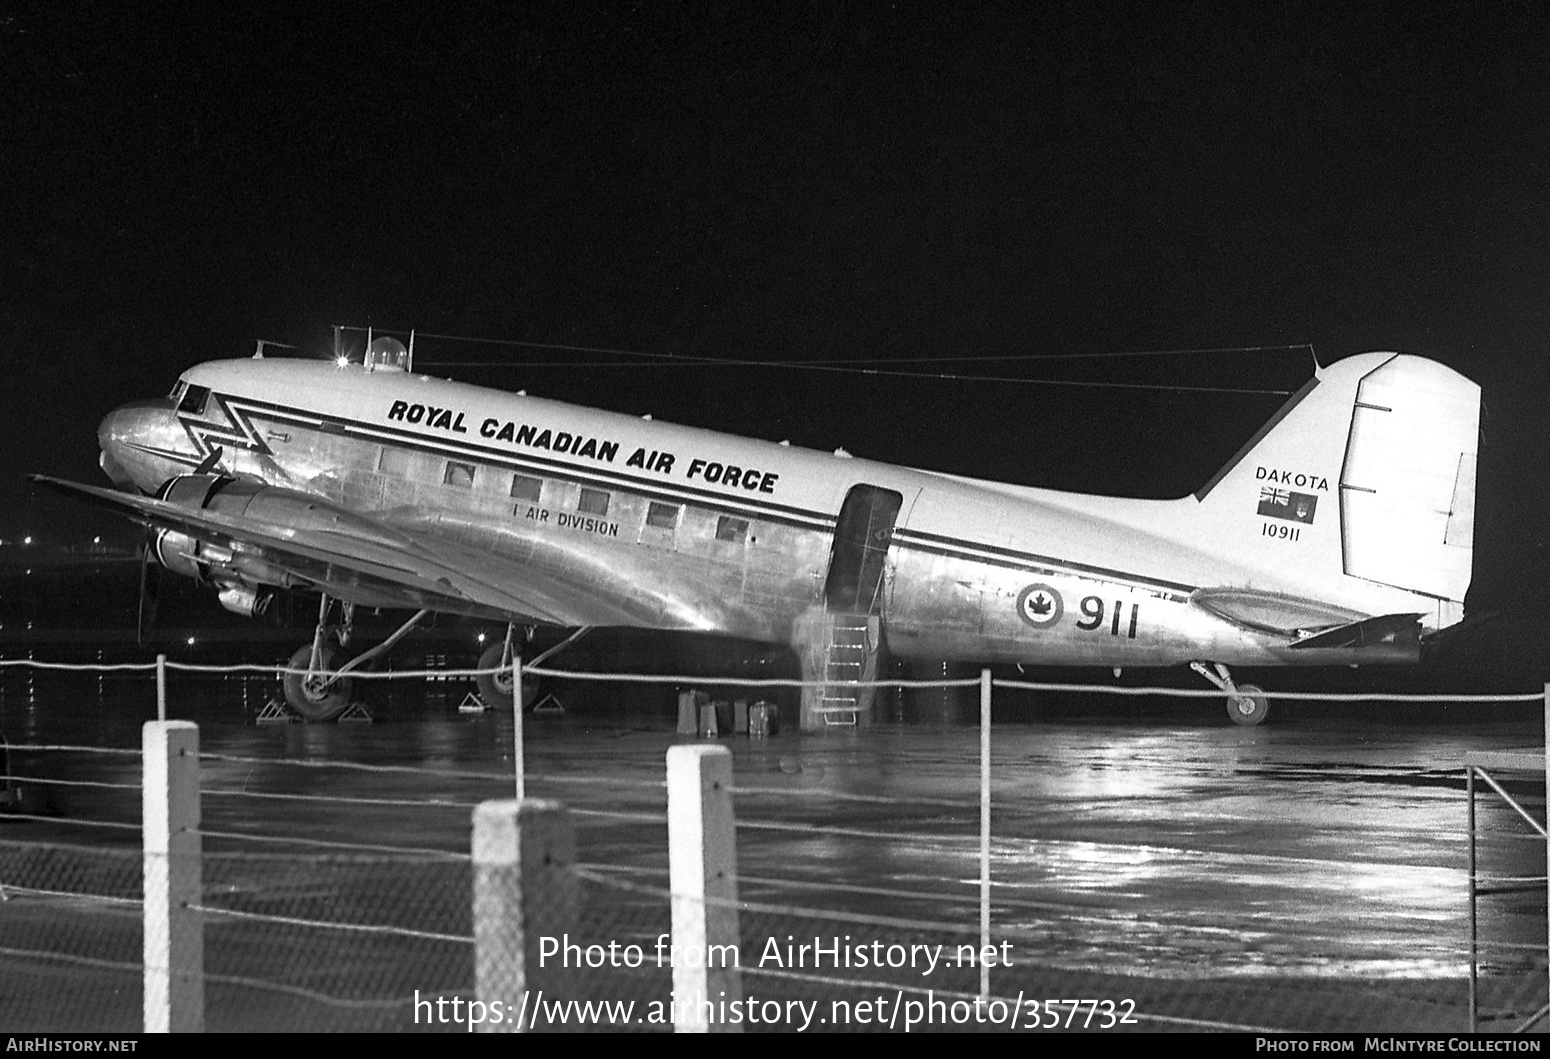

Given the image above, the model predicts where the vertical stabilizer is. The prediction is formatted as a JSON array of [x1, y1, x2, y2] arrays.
[[1191, 352, 1479, 620]]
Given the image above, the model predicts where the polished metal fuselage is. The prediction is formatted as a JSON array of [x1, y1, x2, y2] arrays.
[[96, 358, 1448, 669]]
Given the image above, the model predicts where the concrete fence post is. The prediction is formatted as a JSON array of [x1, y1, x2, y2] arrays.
[[980, 666, 992, 1000], [472, 798, 576, 1032], [667, 744, 742, 1032], [143, 720, 202, 1033]]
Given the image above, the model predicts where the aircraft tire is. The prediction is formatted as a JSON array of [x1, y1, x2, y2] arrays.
[[1226, 684, 1270, 726], [475, 643, 540, 711], [282, 644, 355, 722]]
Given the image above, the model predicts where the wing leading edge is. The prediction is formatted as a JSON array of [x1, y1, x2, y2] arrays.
[[29, 474, 647, 627]]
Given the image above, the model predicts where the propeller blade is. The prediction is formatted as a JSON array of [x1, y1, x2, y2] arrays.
[[192, 446, 224, 476], [137, 539, 161, 647]]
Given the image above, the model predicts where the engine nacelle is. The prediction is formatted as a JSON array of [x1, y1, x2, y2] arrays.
[[217, 584, 272, 617], [152, 527, 208, 581], [149, 475, 239, 582], [149, 473, 392, 595], [150, 474, 322, 591], [157, 473, 404, 541], [155, 472, 236, 508]]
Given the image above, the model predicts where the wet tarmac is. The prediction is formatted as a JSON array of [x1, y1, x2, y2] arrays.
[[0, 666, 1544, 1031]]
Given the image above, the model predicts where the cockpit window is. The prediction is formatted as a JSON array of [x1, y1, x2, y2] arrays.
[[177, 384, 210, 416], [168, 380, 187, 401]]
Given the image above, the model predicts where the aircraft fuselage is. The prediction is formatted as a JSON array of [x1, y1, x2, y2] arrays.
[[92, 353, 1476, 670]]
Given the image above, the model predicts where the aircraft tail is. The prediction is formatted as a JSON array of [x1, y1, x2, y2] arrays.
[[1192, 352, 1479, 619]]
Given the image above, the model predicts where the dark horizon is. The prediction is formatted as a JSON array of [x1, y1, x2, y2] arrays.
[[7, 5, 1546, 621]]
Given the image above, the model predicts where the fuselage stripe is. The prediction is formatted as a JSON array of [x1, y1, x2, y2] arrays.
[[227, 396, 836, 530], [200, 390, 1196, 600], [893, 528, 1197, 597]]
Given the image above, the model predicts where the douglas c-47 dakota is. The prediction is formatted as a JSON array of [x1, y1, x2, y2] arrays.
[[34, 337, 1480, 727]]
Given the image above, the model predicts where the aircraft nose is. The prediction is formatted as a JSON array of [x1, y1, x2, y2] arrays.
[[98, 398, 178, 490]]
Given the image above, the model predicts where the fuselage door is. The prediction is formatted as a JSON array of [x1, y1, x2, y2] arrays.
[[823, 484, 904, 614]]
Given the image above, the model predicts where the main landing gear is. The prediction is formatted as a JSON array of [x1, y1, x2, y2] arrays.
[[475, 625, 591, 710], [1190, 661, 1270, 726], [281, 597, 431, 721]]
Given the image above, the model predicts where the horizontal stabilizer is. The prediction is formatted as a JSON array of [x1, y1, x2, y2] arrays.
[[1287, 612, 1423, 651]]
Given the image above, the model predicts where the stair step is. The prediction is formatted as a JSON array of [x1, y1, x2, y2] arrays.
[[814, 706, 859, 725], [815, 612, 873, 729]]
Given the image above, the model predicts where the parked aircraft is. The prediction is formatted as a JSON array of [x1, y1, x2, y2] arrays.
[[35, 338, 1480, 726]]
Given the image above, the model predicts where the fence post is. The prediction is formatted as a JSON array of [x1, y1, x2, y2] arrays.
[[472, 798, 575, 1032], [143, 720, 202, 1033], [667, 744, 742, 1032], [980, 666, 992, 1000], [1467, 762, 1477, 1032], [155, 653, 167, 722]]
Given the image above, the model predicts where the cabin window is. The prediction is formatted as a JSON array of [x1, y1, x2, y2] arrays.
[[646, 501, 680, 529], [578, 488, 610, 516], [715, 515, 749, 543], [177, 384, 210, 416], [510, 474, 542, 502], [378, 446, 411, 476], [443, 461, 476, 488]]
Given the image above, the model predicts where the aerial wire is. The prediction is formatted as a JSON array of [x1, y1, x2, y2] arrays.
[[334, 327, 1306, 395]]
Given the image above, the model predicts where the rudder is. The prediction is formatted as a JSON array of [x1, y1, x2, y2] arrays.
[[1338, 355, 1478, 603]]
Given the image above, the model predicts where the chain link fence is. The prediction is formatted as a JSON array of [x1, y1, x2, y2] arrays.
[[0, 656, 1543, 1032]]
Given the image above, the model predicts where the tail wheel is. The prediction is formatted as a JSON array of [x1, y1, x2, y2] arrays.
[[475, 642, 540, 710], [282, 644, 355, 722], [1226, 684, 1270, 726]]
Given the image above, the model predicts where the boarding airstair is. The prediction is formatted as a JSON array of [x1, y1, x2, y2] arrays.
[[800, 483, 903, 730], [811, 612, 878, 726]]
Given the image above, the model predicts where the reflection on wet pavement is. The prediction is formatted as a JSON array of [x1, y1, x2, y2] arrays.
[[2, 669, 1543, 987]]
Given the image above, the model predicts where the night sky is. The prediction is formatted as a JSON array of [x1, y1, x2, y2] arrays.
[[6, 4, 1548, 620]]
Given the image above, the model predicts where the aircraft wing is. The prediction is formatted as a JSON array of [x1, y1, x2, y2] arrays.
[[29, 475, 647, 626]]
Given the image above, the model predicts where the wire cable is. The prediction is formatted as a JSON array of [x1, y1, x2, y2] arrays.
[[340, 327, 1307, 394]]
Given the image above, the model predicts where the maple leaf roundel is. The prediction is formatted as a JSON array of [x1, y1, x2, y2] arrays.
[[1015, 583, 1064, 629]]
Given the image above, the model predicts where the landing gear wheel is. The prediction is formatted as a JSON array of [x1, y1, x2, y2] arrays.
[[1226, 683, 1269, 726], [475, 642, 539, 711], [283, 644, 355, 722]]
